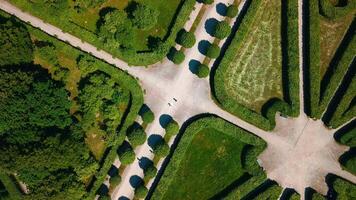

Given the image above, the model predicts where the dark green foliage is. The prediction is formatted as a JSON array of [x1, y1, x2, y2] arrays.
[[118, 146, 135, 165], [109, 175, 121, 188], [226, 4, 239, 18], [0, 172, 22, 200], [0, 19, 33, 66], [176, 29, 196, 48], [131, 3, 159, 30], [206, 43, 220, 58], [77, 54, 99, 77], [153, 141, 170, 158], [98, 195, 111, 200], [144, 165, 157, 179], [142, 110, 155, 123], [74, 0, 106, 13], [135, 185, 148, 199], [165, 120, 179, 138], [169, 48, 185, 64], [0, 66, 97, 200], [213, 21, 231, 39], [196, 64, 209, 78], [333, 177, 356, 199], [127, 125, 146, 147], [201, 0, 214, 5]]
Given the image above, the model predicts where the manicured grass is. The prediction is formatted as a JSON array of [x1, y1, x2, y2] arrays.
[[151, 117, 266, 200], [216, 0, 283, 113]]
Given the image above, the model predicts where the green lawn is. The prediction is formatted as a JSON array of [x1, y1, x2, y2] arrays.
[[152, 117, 266, 200], [216, 0, 283, 113]]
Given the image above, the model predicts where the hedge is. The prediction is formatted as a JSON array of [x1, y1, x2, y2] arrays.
[[127, 125, 147, 147], [201, 0, 214, 5], [153, 141, 170, 158], [118, 145, 136, 165], [319, 0, 356, 19], [224, 174, 266, 199], [141, 109, 155, 124], [169, 48, 185, 64], [151, 117, 266, 199], [8, 0, 196, 66], [144, 165, 158, 179]]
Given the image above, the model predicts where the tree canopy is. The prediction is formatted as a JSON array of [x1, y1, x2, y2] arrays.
[[131, 3, 159, 30], [213, 21, 231, 39], [0, 19, 33, 66], [176, 29, 196, 48]]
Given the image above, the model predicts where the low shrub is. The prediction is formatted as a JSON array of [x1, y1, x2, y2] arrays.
[[127, 126, 146, 147], [135, 185, 148, 199], [176, 29, 196, 48], [196, 64, 210, 78], [142, 110, 155, 124], [153, 141, 170, 158], [213, 21, 231, 39], [206, 43, 220, 58], [165, 120, 179, 138], [144, 165, 158, 179], [226, 4, 239, 18]]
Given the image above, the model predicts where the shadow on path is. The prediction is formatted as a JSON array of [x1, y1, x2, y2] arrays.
[[216, 3, 228, 16], [147, 134, 164, 149], [189, 59, 201, 74], [205, 18, 219, 36], [129, 175, 143, 189], [159, 114, 173, 128], [138, 156, 154, 170], [198, 40, 211, 55]]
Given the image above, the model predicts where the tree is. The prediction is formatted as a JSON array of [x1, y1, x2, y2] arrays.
[[142, 110, 155, 124], [153, 142, 170, 158], [77, 54, 98, 77], [206, 43, 220, 58], [213, 21, 231, 39], [176, 29, 196, 48], [127, 126, 146, 147], [74, 0, 106, 13], [0, 19, 33, 66], [169, 49, 185, 64], [201, 0, 214, 5], [109, 175, 121, 187], [144, 165, 157, 179], [135, 185, 148, 199], [165, 120, 179, 138], [119, 148, 135, 165], [226, 4, 239, 18], [131, 3, 159, 30], [196, 64, 210, 78]]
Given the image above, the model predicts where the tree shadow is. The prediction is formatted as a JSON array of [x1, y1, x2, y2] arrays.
[[138, 156, 154, 170], [159, 114, 173, 128], [147, 134, 164, 149], [108, 165, 119, 177], [129, 175, 143, 189], [127, 122, 142, 134], [117, 141, 132, 155], [216, 3, 228, 16], [167, 47, 179, 62], [189, 59, 201, 74], [139, 104, 151, 115], [96, 184, 109, 196], [205, 18, 218, 36], [198, 40, 211, 55], [118, 196, 130, 200], [279, 188, 299, 200]]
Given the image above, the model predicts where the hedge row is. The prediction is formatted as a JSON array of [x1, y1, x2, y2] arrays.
[[224, 174, 266, 200], [26, 26, 144, 199], [8, 0, 196, 66], [0, 171, 22, 200], [319, 0, 356, 19], [151, 117, 266, 199]]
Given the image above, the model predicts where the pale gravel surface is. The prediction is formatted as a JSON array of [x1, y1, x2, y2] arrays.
[[1, 0, 355, 199]]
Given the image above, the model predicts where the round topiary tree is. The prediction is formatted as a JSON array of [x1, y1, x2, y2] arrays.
[[165, 120, 179, 138], [131, 4, 159, 30], [144, 165, 157, 179], [135, 185, 148, 199], [201, 0, 214, 5], [127, 126, 146, 147], [170, 49, 185, 64], [176, 30, 196, 48], [197, 64, 210, 78], [142, 110, 154, 124], [213, 21, 231, 39], [206, 43, 220, 58], [109, 175, 121, 187], [226, 4, 239, 18], [153, 142, 170, 158], [119, 148, 135, 165]]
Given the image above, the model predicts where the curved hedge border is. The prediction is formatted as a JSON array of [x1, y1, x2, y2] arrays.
[[8, 0, 196, 66], [213, 0, 299, 130], [151, 117, 266, 199]]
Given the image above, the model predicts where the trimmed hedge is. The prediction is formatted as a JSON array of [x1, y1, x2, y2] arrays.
[[213, 21, 231, 39], [206, 43, 220, 58], [127, 125, 146, 147], [151, 117, 266, 199], [165, 120, 180, 138], [142, 109, 155, 124], [118, 145, 136, 165], [176, 29, 196, 48], [169, 48, 185, 64], [144, 165, 158, 179], [196, 63, 210, 78], [201, 0, 214, 5], [226, 5, 239, 18], [135, 185, 148, 199], [153, 141, 170, 158]]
